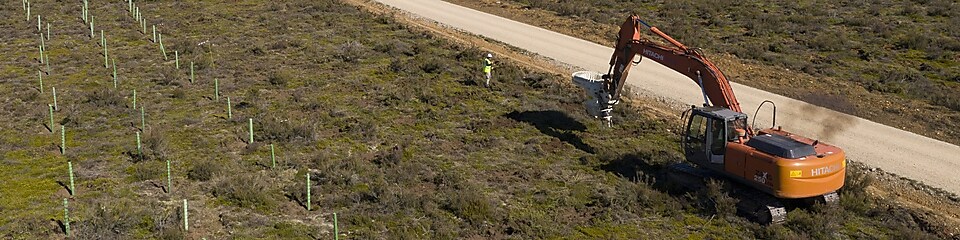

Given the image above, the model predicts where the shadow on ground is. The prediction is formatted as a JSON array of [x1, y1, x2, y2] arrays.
[[598, 153, 665, 181], [505, 110, 595, 153]]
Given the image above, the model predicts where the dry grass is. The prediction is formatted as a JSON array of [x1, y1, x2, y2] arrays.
[[0, 0, 949, 239]]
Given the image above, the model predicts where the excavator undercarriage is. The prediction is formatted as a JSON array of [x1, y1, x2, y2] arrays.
[[661, 163, 839, 224]]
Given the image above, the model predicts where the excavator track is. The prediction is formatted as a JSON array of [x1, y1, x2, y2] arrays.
[[662, 163, 788, 224]]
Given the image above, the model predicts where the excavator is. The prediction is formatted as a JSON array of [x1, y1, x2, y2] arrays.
[[572, 15, 846, 223]]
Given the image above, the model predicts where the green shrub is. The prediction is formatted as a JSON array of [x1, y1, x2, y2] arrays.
[[702, 179, 738, 218], [83, 89, 123, 108], [142, 130, 169, 161], [257, 117, 316, 144], [268, 69, 292, 87], [444, 187, 493, 225], [334, 41, 367, 63], [187, 160, 220, 182], [212, 173, 278, 210]]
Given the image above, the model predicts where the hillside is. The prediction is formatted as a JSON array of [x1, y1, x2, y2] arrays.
[[446, 0, 960, 147], [0, 0, 953, 239]]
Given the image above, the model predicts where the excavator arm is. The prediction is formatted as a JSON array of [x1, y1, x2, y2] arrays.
[[604, 15, 743, 113]]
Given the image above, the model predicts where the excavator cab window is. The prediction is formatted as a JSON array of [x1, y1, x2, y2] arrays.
[[685, 114, 707, 155], [685, 109, 742, 164], [710, 120, 726, 156], [727, 118, 748, 141]]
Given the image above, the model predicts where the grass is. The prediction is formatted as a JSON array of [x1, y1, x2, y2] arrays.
[[0, 0, 951, 239]]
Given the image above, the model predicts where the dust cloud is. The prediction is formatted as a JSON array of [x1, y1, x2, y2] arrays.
[[798, 93, 860, 142]]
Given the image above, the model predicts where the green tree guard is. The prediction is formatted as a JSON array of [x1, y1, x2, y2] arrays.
[[52, 87, 57, 110], [113, 59, 117, 88], [159, 33, 167, 60], [48, 104, 54, 131], [63, 198, 70, 236], [60, 125, 65, 154], [68, 161, 75, 195], [103, 31, 108, 68], [306, 173, 311, 211], [183, 199, 189, 231], [136, 131, 142, 156], [140, 106, 145, 131], [166, 159, 172, 193]]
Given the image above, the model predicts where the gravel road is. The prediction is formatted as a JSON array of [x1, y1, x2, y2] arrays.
[[375, 0, 960, 195]]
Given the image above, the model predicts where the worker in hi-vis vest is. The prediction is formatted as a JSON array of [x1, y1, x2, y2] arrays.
[[483, 53, 493, 87]]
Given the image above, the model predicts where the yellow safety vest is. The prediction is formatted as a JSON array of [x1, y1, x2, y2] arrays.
[[483, 58, 492, 73]]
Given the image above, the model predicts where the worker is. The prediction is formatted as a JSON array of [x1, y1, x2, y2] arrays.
[[483, 53, 493, 87]]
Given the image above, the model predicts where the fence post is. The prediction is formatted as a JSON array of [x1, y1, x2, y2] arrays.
[[270, 144, 276, 169], [175, 51, 179, 69], [227, 97, 232, 119], [132, 90, 137, 109], [190, 62, 194, 83], [39, 71, 43, 93]]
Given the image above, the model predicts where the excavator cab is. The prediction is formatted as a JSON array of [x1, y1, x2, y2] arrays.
[[682, 107, 748, 166]]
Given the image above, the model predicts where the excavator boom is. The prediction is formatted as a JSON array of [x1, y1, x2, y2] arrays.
[[606, 15, 742, 113]]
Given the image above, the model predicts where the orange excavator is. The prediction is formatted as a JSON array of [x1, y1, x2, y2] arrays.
[[572, 15, 846, 223]]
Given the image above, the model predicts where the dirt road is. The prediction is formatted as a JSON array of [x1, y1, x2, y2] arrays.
[[373, 0, 960, 195]]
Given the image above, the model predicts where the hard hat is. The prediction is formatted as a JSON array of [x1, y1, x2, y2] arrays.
[[486, 53, 493, 58]]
